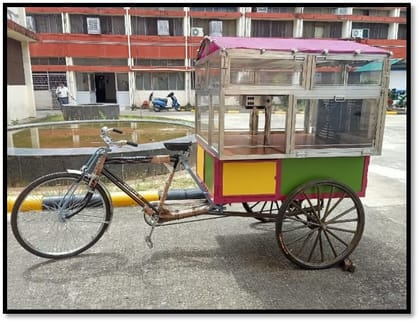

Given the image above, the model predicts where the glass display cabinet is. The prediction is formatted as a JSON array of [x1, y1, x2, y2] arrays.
[[194, 37, 391, 204]]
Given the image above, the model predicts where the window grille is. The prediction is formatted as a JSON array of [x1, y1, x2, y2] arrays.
[[32, 72, 67, 91]]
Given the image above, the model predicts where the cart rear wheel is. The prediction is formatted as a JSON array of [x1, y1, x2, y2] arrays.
[[242, 201, 280, 222], [276, 180, 364, 269]]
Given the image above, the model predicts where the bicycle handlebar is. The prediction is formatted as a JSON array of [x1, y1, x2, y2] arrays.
[[100, 126, 138, 148], [112, 128, 123, 134], [126, 141, 138, 147]]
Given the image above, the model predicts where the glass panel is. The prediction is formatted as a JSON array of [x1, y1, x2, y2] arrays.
[[314, 60, 345, 85], [152, 73, 168, 90], [196, 95, 210, 143], [348, 60, 384, 85], [116, 73, 129, 91], [230, 59, 303, 86], [211, 95, 220, 152], [208, 59, 220, 90], [76, 72, 89, 91], [315, 59, 384, 86], [294, 98, 378, 150], [222, 95, 289, 157]]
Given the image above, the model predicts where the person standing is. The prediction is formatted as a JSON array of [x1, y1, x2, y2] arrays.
[[55, 83, 73, 105]]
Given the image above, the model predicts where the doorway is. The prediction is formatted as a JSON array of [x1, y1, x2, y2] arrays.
[[94, 73, 116, 103]]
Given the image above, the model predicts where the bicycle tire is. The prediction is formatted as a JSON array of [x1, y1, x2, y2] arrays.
[[11, 172, 112, 259]]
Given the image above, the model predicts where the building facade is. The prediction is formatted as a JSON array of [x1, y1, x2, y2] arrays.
[[24, 6, 408, 110], [6, 7, 38, 123]]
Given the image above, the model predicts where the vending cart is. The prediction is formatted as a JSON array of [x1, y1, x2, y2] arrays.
[[194, 36, 391, 269]]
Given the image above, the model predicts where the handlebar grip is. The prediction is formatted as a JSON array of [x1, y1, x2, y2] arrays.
[[113, 128, 123, 134], [126, 141, 138, 147]]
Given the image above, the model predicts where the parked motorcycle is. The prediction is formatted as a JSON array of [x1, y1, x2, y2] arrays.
[[149, 92, 181, 112]]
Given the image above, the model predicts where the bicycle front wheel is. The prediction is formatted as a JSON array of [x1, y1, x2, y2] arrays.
[[11, 172, 112, 259]]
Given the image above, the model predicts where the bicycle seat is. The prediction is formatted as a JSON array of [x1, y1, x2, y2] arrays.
[[164, 142, 192, 151]]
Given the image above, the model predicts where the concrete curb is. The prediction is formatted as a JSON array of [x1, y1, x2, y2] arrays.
[[7, 188, 206, 213], [7, 191, 160, 213]]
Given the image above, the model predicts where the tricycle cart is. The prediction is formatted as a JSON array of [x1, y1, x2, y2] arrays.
[[193, 36, 391, 269], [10, 36, 392, 271]]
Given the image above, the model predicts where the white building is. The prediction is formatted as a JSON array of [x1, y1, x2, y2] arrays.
[[6, 7, 38, 123]]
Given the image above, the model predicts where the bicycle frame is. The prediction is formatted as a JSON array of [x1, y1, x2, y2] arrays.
[[73, 146, 217, 223], [104, 154, 216, 220]]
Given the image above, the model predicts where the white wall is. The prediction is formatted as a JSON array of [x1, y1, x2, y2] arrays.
[[34, 90, 53, 109], [389, 70, 406, 91], [7, 85, 36, 123]]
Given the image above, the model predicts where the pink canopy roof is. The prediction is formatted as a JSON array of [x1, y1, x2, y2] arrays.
[[197, 36, 390, 60]]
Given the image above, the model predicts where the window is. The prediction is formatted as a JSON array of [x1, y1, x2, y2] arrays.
[[135, 72, 185, 90], [251, 20, 293, 37], [351, 23, 388, 39], [116, 73, 129, 91], [132, 6, 183, 11], [131, 17, 183, 36], [27, 14, 62, 33], [72, 58, 127, 66], [303, 22, 342, 38], [190, 18, 236, 36], [398, 24, 407, 40], [69, 15, 125, 34], [76, 72, 90, 91], [7, 38, 25, 85], [32, 72, 67, 90], [31, 57, 66, 65], [134, 59, 184, 66], [303, 7, 334, 14], [251, 7, 294, 13], [190, 7, 237, 12], [353, 9, 390, 17]]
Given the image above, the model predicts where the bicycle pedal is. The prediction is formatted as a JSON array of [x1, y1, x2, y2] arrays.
[[145, 236, 154, 249]]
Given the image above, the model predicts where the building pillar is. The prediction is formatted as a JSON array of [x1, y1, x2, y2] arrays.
[[294, 8, 304, 37], [237, 7, 248, 37], [388, 8, 400, 39], [342, 20, 352, 39], [243, 7, 252, 37], [22, 41, 36, 117], [62, 12, 70, 33], [66, 57, 77, 104]]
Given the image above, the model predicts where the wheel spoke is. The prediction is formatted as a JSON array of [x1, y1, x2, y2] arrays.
[[307, 230, 322, 262], [321, 185, 335, 221], [319, 230, 324, 262], [325, 228, 349, 247], [302, 192, 318, 219], [282, 223, 311, 233], [296, 230, 316, 257], [259, 201, 268, 213], [328, 218, 359, 224], [325, 206, 357, 224], [284, 227, 318, 247], [283, 214, 320, 227], [323, 230, 338, 258], [324, 193, 346, 220], [326, 226, 356, 234]]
